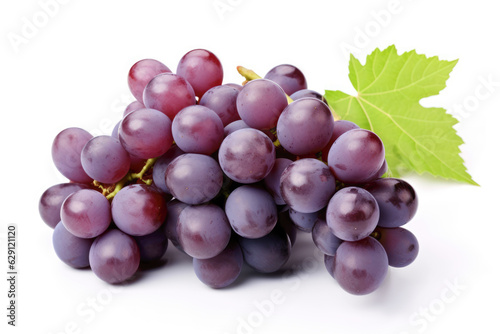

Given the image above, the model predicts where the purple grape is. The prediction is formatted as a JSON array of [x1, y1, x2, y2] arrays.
[[199, 84, 241, 126], [277, 98, 334, 156], [143, 73, 196, 120], [166, 154, 223, 205], [111, 121, 121, 139], [128, 59, 171, 103], [312, 217, 343, 256], [218, 128, 276, 184], [60, 189, 111, 239], [51, 127, 93, 183], [53, 222, 94, 268], [326, 187, 379, 242], [333, 237, 388, 295], [237, 225, 291, 273], [225, 185, 278, 239], [133, 227, 169, 263], [152, 145, 185, 194], [111, 184, 167, 236], [193, 239, 243, 289], [81, 135, 131, 184], [330, 120, 360, 143], [327, 129, 385, 184], [289, 89, 325, 102], [119, 108, 173, 159], [177, 204, 232, 259], [364, 178, 418, 228], [236, 79, 288, 130], [176, 49, 223, 98], [89, 229, 140, 284], [163, 199, 188, 251], [264, 158, 293, 205], [324, 254, 335, 278], [123, 100, 145, 117], [288, 209, 319, 233], [224, 120, 250, 137], [225, 83, 243, 91], [280, 158, 336, 213], [264, 64, 307, 95], [39, 183, 89, 228], [373, 227, 419, 268], [172, 105, 224, 155]]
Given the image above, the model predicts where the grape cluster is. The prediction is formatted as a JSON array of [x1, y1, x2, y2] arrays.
[[39, 49, 419, 295]]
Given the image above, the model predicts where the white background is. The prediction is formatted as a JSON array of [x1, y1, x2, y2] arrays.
[[1, 0, 499, 333]]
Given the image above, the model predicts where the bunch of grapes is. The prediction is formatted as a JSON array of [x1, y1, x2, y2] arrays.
[[39, 49, 419, 295]]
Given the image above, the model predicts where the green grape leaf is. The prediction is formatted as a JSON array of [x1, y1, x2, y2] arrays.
[[325, 45, 477, 185]]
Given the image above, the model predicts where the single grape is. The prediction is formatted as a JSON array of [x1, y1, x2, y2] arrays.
[[289, 209, 320, 233], [225, 83, 243, 91], [111, 184, 167, 236], [193, 239, 243, 289], [166, 153, 223, 205], [199, 84, 241, 126], [237, 225, 291, 273], [177, 204, 232, 259], [324, 254, 335, 278], [143, 73, 196, 120], [119, 108, 173, 159], [327, 129, 385, 184], [364, 178, 418, 228], [111, 120, 121, 139], [172, 105, 224, 155], [372, 226, 419, 268], [312, 217, 343, 256], [224, 120, 250, 137], [277, 98, 334, 156], [320, 120, 360, 160], [133, 227, 169, 263], [176, 49, 223, 98], [89, 229, 140, 284], [278, 209, 297, 247], [326, 187, 379, 242], [264, 158, 293, 205], [218, 128, 276, 184], [128, 59, 171, 103], [123, 100, 145, 117], [333, 237, 388, 295], [163, 199, 188, 251], [152, 145, 185, 194], [264, 64, 307, 95], [53, 222, 94, 268], [236, 79, 288, 130], [39, 183, 89, 228], [52, 127, 93, 183], [289, 89, 325, 102], [225, 185, 278, 239], [81, 135, 131, 184], [280, 158, 336, 213], [60, 189, 111, 239]]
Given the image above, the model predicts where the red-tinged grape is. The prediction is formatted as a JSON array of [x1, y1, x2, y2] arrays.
[[193, 239, 243, 289], [119, 108, 173, 159], [53, 222, 94, 268], [236, 79, 288, 130], [364, 178, 418, 228], [52, 127, 93, 183], [177, 204, 232, 259], [81, 135, 131, 184], [143, 73, 196, 120], [111, 184, 167, 236], [333, 237, 388, 295], [326, 187, 379, 242], [373, 226, 419, 268], [39, 183, 90, 228], [176, 49, 223, 98], [128, 59, 171, 103], [277, 98, 334, 155], [89, 229, 140, 284], [123, 100, 145, 117], [199, 84, 241, 126], [172, 105, 224, 155], [60, 189, 111, 239], [264, 64, 307, 95]]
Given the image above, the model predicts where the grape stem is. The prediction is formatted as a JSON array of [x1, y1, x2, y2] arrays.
[[93, 157, 158, 200], [237, 66, 294, 104]]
